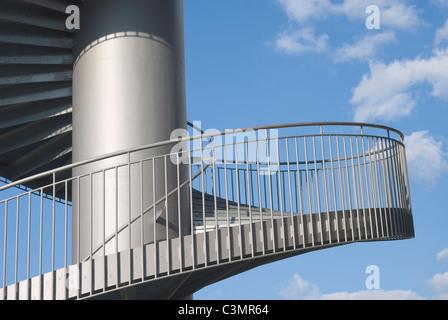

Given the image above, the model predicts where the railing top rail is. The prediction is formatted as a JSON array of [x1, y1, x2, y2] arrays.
[[0, 121, 403, 192]]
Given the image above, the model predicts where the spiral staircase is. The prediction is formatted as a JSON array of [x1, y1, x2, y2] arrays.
[[0, 0, 75, 191], [0, 0, 414, 300]]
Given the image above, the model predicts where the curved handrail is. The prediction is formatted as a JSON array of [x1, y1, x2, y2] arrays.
[[0, 121, 403, 193]]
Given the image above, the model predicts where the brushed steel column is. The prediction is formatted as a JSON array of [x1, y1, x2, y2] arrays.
[[72, 0, 188, 264]]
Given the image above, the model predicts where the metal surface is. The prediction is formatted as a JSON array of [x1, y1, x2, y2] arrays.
[[71, 0, 187, 264], [0, 0, 415, 300], [0, 123, 414, 300], [0, 0, 76, 188]]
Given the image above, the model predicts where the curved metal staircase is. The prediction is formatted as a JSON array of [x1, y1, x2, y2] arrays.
[[0, 0, 414, 300], [0, 0, 76, 187], [0, 122, 414, 299]]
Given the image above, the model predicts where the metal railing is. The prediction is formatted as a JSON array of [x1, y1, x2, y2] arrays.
[[0, 122, 414, 299]]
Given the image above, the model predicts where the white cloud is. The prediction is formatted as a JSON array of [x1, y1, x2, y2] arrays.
[[275, 0, 422, 58], [404, 131, 448, 185], [275, 27, 329, 55], [351, 48, 448, 122], [276, 0, 332, 24], [334, 31, 396, 62], [278, 274, 320, 299], [318, 289, 425, 300], [435, 19, 448, 46], [430, 272, 448, 299], [279, 274, 425, 300], [437, 248, 448, 261], [276, 0, 423, 30]]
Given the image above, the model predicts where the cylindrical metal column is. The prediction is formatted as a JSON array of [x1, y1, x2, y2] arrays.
[[72, 0, 188, 264]]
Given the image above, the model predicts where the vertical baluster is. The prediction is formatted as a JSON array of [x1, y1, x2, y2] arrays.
[[89, 172, 93, 295], [164, 155, 170, 275], [64, 181, 68, 282], [103, 169, 106, 292], [295, 137, 305, 248], [366, 137, 379, 239], [234, 140, 243, 259], [77, 177, 81, 298], [276, 137, 285, 251], [342, 136, 354, 241], [256, 137, 265, 256], [355, 135, 367, 240], [52, 173, 56, 298], [200, 137, 207, 267], [212, 146, 220, 264], [361, 134, 374, 239], [286, 138, 296, 250], [312, 136, 324, 244], [381, 138, 393, 238], [39, 189, 43, 299], [14, 197, 19, 299], [328, 136, 339, 243], [189, 151, 195, 270], [303, 136, 314, 247], [390, 140, 400, 237], [245, 141, 254, 258], [27, 191, 31, 300], [176, 154, 183, 272], [393, 142, 406, 235], [266, 131, 275, 252], [154, 158, 159, 276], [223, 144, 231, 260], [335, 136, 347, 242], [128, 154, 133, 282], [115, 166, 119, 286], [372, 137, 384, 238], [320, 130, 331, 244], [3, 201, 7, 299], [349, 136, 361, 240], [378, 138, 389, 238]]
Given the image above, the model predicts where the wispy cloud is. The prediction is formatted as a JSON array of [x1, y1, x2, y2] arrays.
[[318, 290, 425, 300], [430, 271, 448, 299], [274, 0, 422, 59], [278, 274, 320, 299], [275, 27, 329, 55], [334, 31, 396, 63], [276, 0, 424, 30], [435, 19, 448, 46], [404, 131, 448, 186], [276, 0, 331, 24], [350, 48, 448, 122], [279, 273, 425, 300], [437, 248, 448, 261]]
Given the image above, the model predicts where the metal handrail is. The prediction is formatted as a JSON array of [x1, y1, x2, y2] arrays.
[[0, 121, 403, 193]]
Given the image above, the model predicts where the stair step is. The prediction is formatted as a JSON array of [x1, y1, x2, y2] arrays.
[[20, 0, 74, 14], [0, 81, 72, 107], [0, 97, 71, 130], [0, 43, 73, 65], [0, 0, 70, 32], [0, 207, 409, 300], [0, 65, 72, 85], [0, 21, 73, 48]]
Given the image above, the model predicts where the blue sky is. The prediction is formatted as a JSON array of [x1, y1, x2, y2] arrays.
[[184, 0, 448, 300]]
